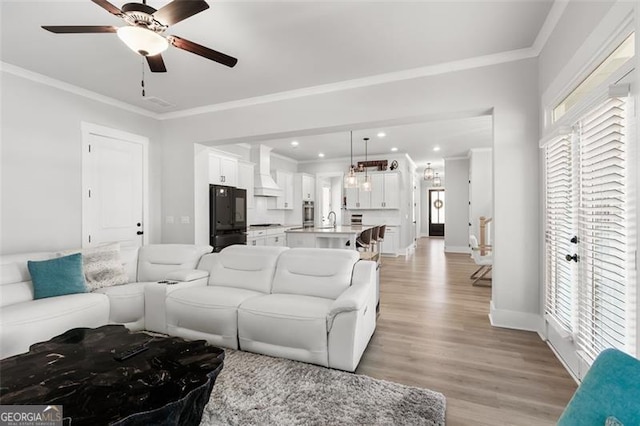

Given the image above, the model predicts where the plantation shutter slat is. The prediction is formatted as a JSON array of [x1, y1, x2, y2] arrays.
[[576, 96, 633, 362], [545, 135, 575, 332]]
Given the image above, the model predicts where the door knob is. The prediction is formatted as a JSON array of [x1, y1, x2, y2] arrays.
[[565, 254, 578, 262], [137, 231, 144, 235]]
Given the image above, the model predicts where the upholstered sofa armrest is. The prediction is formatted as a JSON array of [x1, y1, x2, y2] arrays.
[[327, 260, 376, 329], [164, 269, 209, 282]]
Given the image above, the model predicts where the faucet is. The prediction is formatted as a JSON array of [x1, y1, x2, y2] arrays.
[[328, 211, 337, 228]]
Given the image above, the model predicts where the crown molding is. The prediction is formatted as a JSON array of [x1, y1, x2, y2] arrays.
[[158, 47, 537, 120], [0, 62, 159, 119], [2, 2, 563, 123], [531, 0, 569, 55]]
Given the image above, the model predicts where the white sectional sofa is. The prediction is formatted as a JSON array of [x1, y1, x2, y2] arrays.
[[0, 244, 211, 358], [0, 244, 377, 372], [166, 246, 377, 372]]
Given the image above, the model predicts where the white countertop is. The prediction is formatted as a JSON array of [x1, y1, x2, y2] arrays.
[[285, 225, 380, 235]]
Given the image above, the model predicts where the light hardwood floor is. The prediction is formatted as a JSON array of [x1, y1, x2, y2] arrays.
[[356, 237, 577, 425]]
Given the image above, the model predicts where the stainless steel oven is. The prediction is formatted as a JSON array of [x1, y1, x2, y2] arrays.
[[303, 201, 314, 228]]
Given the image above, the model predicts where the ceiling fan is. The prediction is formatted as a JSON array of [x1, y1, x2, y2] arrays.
[[42, 0, 237, 73]]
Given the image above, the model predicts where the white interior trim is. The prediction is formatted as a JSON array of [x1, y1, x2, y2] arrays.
[[541, 2, 635, 135], [81, 122, 150, 248], [160, 47, 537, 119], [1, 62, 157, 119], [444, 246, 470, 254], [3, 45, 536, 122], [531, 0, 570, 54], [489, 300, 545, 334]]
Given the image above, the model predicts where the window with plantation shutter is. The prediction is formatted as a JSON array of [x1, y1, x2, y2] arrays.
[[576, 97, 635, 361], [545, 135, 576, 332]]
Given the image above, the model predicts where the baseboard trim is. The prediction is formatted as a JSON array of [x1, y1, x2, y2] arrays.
[[488, 301, 544, 334], [444, 246, 470, 254]]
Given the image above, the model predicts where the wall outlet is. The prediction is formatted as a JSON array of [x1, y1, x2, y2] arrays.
[[180, 216, 190, 224], [166, 216, 174, 224]]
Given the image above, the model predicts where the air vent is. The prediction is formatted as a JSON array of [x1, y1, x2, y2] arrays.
[[144, 96, 174, 108]]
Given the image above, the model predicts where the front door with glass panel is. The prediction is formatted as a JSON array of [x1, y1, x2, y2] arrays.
[[429, 189, 445, 237]]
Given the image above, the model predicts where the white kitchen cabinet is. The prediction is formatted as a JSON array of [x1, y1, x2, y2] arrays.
[[209, 151, 238, 187], [346, 183, 371, 209], [237, 161, 255, 209], [266, 233, 286, 247], [369, 173, 400, 209], [274, 170, 294, 210], [381, 226, 399, 255], [301, 174, 315, 202], [354, 172, 399, 209], [247, 229, 267, 246]]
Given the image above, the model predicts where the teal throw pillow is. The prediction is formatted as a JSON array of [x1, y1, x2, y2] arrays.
[[28, 253, 87, 299]]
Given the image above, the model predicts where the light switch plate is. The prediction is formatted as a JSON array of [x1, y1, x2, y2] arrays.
[[180, 216, 190, 224], [166, 216, 174, 224]]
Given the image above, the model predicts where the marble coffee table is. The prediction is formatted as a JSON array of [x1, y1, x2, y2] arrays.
[[0, 325, 224, 425]]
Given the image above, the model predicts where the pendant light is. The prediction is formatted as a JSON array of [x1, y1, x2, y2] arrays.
[[433, 172, 442, 187], [424, 163, 434, 181], [361, 137, 372, 192], [344, 131, 358, 188]]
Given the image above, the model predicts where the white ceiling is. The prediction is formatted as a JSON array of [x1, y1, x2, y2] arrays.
[[1, 0, 552, 113], [2, 1, 550, 172], [252, 115, 492, 173]]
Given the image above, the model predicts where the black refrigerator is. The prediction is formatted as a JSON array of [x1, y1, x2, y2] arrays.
[[210, 185, 247, 252]]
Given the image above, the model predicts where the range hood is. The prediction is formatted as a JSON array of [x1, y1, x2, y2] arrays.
[[251, 145, 282, 197]]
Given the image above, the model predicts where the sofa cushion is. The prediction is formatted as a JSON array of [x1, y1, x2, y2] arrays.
[[94, 282, 145, 326], [238, 294, 334, 366], [120, 246, 139, 283], [271, 249, 359, 299], [27, 253, 87, 299], [0, 293, 109, 358], [0, 252, 52, 307], [137, 244, 212, 282], [61, 243, 129, 291], [207, 245, 288, 293], [166, 286, 264, 349]]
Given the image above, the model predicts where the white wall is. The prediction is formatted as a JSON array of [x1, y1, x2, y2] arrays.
[[159, 58, 540, 328], [469, 148, 493, 242], [1, 73, 162, 254], [444, 158, 469, 253]]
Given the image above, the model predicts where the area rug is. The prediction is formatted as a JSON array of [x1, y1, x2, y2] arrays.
[[200, 350, 446, 425]]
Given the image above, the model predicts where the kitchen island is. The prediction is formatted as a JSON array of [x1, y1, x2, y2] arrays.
[[285, 225, 378, 249]]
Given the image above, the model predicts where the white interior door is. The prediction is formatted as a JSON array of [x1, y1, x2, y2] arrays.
[[82, 124, 148, 248]]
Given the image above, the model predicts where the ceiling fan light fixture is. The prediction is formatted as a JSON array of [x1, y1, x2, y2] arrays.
[[117, 26, 168, 56]]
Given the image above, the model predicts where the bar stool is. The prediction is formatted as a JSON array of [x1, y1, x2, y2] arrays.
[[370, 226, 380, 253], [355, 228, 373, 251], [376, 225, 386, 256]]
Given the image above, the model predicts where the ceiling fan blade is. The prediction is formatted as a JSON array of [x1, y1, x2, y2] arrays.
[[42, 25, 118, 34], [169, 35, 237, 68], [91, 0, 123, 17], [153, 0, 209, 26], [146, 54, 167, 73]]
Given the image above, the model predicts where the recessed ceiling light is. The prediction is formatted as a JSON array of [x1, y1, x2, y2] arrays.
[[377, 132, 386, 138], [318, 153, 325, 158], [433, 146, 441, 152], [391, 147, 398, 152], [290, 141, 299, 147]]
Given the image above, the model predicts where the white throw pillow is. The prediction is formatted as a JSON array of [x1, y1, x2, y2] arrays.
[[59, 243, 129, 291]]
